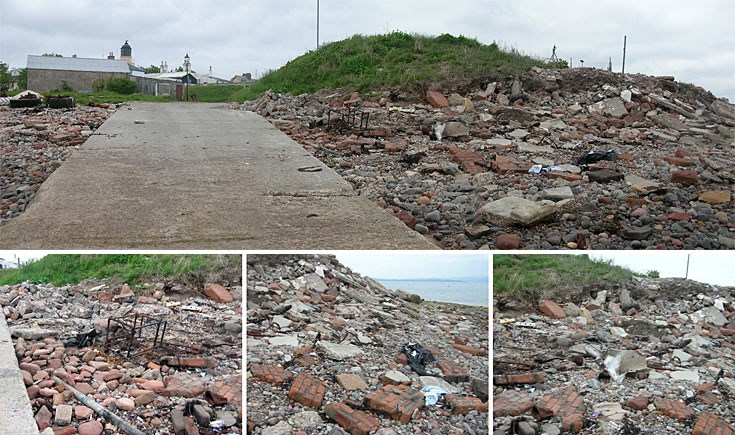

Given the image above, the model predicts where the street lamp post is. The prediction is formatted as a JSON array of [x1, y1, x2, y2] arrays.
[[184, 53, 191, 101]]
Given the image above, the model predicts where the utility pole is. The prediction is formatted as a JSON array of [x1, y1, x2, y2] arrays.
[[622, 35, 627, 74], [685, 254, 690, 279], [316, 0, 320, 49]]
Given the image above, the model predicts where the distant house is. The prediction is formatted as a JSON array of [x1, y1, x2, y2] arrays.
[[145, 71, 199, 85], [0, 258, 18, 269], [26, 55, 133, 93], [231, 73, 255, 84], [142, 71, 233, 85]]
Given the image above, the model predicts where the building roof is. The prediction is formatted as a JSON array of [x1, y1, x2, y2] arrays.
[[27, 55, 132, 73]]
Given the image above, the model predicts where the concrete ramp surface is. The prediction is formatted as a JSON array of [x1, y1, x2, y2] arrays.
[[0, 102, 433, 249]]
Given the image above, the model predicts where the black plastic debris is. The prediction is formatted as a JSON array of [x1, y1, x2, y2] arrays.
[[65, 328, 98, 348], [574, 149, 618, 166], [402, 342, 436, 376]]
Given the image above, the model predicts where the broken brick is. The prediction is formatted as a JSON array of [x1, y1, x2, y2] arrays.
[[693, 411, 734, 435], [325, 402, 380, 435], [204, 283, 233, 303], [493, 372, 546, 385], [539, 300, 566, 319], [436, 360, 469, 382], [161, 356, 216, 369], [336, 373, 368, 391], [445, 394, 488, 415], [562, 413, 585, 433], [535, 386, 586, 420], [427, 91, 448, 108], [250, 364, 293, 386], [653, 397, 696, 422], [671, 170, 698, 185], [364, 384, 424, 424], [493, 389, 535, 418], [451, 343, 485, 356], [288, 373, 326, 408], [625, 395, 649, 410]]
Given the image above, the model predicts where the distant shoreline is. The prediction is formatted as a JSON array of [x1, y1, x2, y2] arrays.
[[378, 278, 489, 307]]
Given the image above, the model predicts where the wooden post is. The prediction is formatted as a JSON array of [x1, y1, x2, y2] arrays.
[[622, 35, 627, 74]]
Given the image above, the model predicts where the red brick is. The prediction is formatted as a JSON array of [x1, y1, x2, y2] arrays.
[[493, 389, 535, 418], [162, 356, 216, 369], [671, 170, 698, 185], [653, 397, 696, 422], [693, 411, 734, 435], [427, 91, 448, 108], [364, 384, 424, 424], [625, 395, 649, 410], [663, 156, 695, 167], [667, 212, 691, 222], [562, 413, 585, 433], [184, 416, 199, 435], [493, 372, 546, 385], [288, 373, 326, 409], [206, 375, 242, 419], [496, 234, 521, 250], [445, 394, 488, 415], [535, 386, 586, 420], [539, 300, 566, 319], [250, 364, 293, 386], [449, 148, 486, 174], [325, 402, 380, 435], [204, 284, 233, 303], [451, 343, 485, 356], [436, 360, 469, 382]]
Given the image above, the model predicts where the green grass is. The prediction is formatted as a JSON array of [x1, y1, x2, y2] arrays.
[[189, 85, 244, 102], [493, 254, 643, 304], [234, 31, 567, 101], [0, 254, 241, 287], [43, 90, 173, 105], [41, 86, 244, 105]]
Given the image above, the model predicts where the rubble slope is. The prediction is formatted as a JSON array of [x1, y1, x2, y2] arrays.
[[246, 254, 489, 434], [236, 67, 735, 250]]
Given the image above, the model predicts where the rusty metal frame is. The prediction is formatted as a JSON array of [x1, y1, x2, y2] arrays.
[[104, 313, 167, 358], [327, 107, 370, 132]]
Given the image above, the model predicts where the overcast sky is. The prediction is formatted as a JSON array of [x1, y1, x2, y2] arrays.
[[1, 1, 733, 101], [336, 253, 489, 281], [591, 252, 735, 286]]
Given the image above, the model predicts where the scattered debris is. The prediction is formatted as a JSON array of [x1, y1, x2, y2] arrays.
[[494, 275, 735, 433]]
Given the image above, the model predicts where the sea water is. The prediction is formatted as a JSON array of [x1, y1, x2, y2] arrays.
[[377, 279, 488, 307]]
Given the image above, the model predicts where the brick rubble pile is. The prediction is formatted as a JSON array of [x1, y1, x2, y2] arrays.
[[0, 279, 243, 434], [236, 68, 735, 250]]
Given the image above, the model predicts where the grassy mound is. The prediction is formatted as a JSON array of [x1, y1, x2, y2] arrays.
[[493, 254, 646, 308], [234, 31, 566, 101], [0, 254, 241, 287]]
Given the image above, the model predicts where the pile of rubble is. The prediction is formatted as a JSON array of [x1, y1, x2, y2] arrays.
[[235, 67, 735, 250], [246, 254, 489, 434], [0, 105, 115, 224], [0, 278, 242, 434], [493, 276, 735, 433]]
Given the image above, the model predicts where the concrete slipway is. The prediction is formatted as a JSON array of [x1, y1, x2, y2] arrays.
[[0, 102, 434, 249]]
